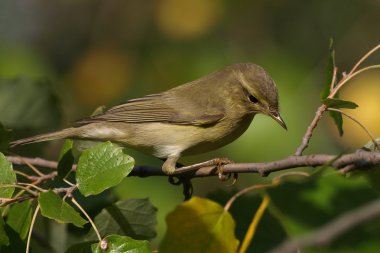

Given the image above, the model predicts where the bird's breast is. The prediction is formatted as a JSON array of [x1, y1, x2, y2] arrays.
[[182, 113, 255, 155], [89, 114, 255, 158]]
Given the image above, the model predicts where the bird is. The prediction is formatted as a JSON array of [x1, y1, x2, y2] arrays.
[[11, 63, 287, 174]]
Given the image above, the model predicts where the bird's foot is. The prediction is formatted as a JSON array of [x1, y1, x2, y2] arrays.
[[174, 157, 234, 175], [168, 176, 193, 200], [162, 156, 179, 175], [214, 158, 234, 181]]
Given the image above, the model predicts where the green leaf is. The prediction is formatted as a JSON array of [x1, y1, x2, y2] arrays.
[[0, 216, 9, 246], [38, 190, 87, 228], [0, 77, 61, 129], [87, 199, 157, 241], [253, 169, 380, 253], [267, 170, 380, 243], [329, 110, 344, 136], [57, 140, 75, 179], [1, 222, 27, 252], [91, 235, 150, 253], [322, 98, 359, 109], [6, 201, 32, 240], [322, 98, 358, 136], [76, 142, 134, 196], [0, 152, 16, 198], [0, 123, 12, 152], [159, 197, 239, 253], [208, 190, 287, 253], [321, 38, 336, 99], [319, 40, 349, 136]]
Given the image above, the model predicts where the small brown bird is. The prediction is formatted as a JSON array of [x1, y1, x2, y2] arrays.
[[11, 63, 286, 174]]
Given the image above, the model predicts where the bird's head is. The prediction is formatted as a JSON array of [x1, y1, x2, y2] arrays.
[[233, 63, 287, 130]]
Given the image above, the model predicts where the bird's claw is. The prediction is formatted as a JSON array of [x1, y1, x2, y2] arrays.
[[214, 158, 234, 181]]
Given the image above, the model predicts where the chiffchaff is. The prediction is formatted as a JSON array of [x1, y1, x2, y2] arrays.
[[11, 63, 286, 174]]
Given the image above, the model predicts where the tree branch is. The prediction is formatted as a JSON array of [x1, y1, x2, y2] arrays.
[[6, 156, 63, 170], [295, 104, 327, 156], [268, 197, 380, 253], [6, 149, 380, 179]]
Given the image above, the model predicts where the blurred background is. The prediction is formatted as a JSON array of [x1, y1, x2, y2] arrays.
[[1, 0, 380, 251]]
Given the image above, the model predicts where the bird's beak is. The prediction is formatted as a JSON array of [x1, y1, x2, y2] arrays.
[[270, 112, 287, 130]]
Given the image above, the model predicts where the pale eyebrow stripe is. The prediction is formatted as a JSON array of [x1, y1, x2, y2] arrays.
[[235, 70, 250, 90], [234, 70, 260, 99]]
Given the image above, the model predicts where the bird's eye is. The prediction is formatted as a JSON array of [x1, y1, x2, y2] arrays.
[[248, 95, 259, 103]]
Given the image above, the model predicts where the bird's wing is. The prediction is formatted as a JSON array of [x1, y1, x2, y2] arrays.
[[77, 93, 224, 126]]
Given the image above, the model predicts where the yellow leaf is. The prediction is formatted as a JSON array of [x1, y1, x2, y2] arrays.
[[160, 197, 239, 253]]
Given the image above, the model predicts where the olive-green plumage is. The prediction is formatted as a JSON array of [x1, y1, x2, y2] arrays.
[[11, 63, 286, 174]]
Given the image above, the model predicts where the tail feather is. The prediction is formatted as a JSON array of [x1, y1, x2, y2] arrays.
[[10, 128, 77, 147]]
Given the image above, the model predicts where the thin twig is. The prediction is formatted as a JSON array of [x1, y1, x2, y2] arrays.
[[295, 45, 380, 156], [295, 64, 380, 156], [224, 183, 275, 212], [71, 197, 102, 242], [63, 179, 75, 187], [329, 66, 338, 92], [0, 195, 34, 207], [19, 157, 45, 177], [7, 156, 62, 170], [337, 164, 356, 174], [14, 170, 32, 179], [0, 185, 76, 207], [329, 65, 380, 98], [269, 198, 380, 253], [348, 44, 380, 76], [0, 184, 38, 196], [29, 171, 58, 185], [26, 204, 40, 253], [17, 183, 45, 193], [272, 171, 310, 181], [327, 108, 380, 150], [225, 172, 309, 212], [295, 104, 327, 156]]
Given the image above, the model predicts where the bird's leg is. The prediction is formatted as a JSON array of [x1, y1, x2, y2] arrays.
[[162, 155, 179, 175], [174, 158, 233, 174], [163, 157, 193, 199]]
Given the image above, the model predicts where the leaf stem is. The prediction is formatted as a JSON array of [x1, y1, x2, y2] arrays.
[[26, 205, 40, 253], [238, 194, 270, 253], [70, 197, 102, 242], [348, 44, 380, 76], [327, 108, 380, 150], [14, 170, 31, 179], [224, 183, 275, 212], [63, 178, 75, 187], [329, 65, 380, 98], [18, 182, 46, 193], [0, 184, 38, 196]]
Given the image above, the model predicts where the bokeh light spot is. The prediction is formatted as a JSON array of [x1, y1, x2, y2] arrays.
[[71, 48, 132, 107], [333, 71, 380, 148], [155, 0, 224, 40]]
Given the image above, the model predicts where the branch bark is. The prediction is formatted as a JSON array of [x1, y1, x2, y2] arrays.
[[6, 149, 380, 178], [295, 104, 327, 156]]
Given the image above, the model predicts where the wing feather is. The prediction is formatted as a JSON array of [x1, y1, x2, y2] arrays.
[[77, 91, 224, 126]]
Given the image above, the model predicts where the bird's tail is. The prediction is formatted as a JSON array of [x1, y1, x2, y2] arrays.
[[10, 128, 77, 147]]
